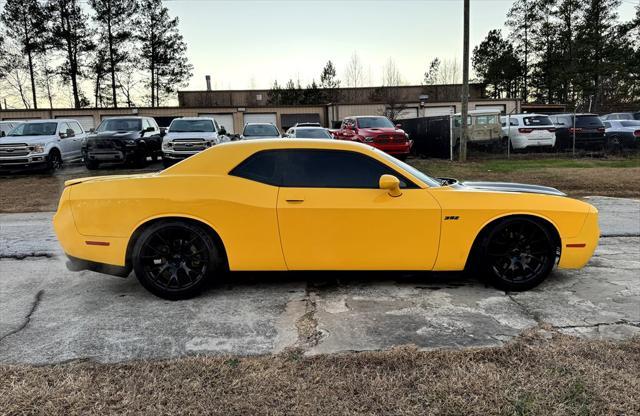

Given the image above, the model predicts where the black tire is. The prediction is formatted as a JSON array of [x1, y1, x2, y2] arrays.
[[134, 148, 148, 168], [85, 159, 100, 170], [132, 221, 223, 300], [479, 217, 556, 291], [606, 136, 622, 153], [46, 149, 63, 172]]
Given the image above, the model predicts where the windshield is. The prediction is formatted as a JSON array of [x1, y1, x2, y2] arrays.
[[243, 124, 279, 137], [295, 128, 332, 139], [620, 121, 640, 127], [523, 116, 553, 126], [375, 149, 441, 187], [357, 117, 394, 129], [7, 122, 58, 136], [170, 119, 215, 132], [96, 118, 142, 132]]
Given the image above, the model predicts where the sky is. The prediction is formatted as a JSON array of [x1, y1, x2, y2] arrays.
[[166, 0, 639, 91]]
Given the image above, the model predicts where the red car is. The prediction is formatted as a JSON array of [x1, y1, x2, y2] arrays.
[[334, 116, 412, 159]]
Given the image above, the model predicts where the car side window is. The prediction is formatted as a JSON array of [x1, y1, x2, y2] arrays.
[[229, 150, 283, 186], [58, 122, 70, 137], [279, 149, 417, 189], [142, 119, 151, 130], [70, 121, 83, 134]]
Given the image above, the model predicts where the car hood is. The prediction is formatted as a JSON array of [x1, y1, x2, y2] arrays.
[[358, 127, 405, 135], [0, 135, 57, 144], [87, 131, 140, 141], [242, 136, 281, 140], [165, 132, 217, 140], [459, 181, 566, 196]]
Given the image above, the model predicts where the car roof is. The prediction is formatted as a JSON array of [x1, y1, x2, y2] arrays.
[[294, 126, 326, 130], [555, 113, 599, 116], [171, 117, 215, 121]]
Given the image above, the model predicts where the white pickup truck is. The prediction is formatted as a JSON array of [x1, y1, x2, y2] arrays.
[[161, 117, 229, 167], [0, 119, 86, 172]]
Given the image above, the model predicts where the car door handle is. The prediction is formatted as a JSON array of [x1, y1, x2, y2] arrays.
[[285, 198, 305, 203]]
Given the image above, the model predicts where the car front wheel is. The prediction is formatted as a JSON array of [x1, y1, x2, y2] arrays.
[[132, 221, 224, 300], [480, 217, 557, 291]]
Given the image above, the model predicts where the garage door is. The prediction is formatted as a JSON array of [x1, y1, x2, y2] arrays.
[[198, 113, 235, 134], [243, 113, 277, 127], [394, 108, 419, 120], [56, 115, 96, 132], [423, 106, 454, 117], [474, 105, 505, 113]]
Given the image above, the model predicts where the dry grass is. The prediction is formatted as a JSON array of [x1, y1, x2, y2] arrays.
[[1, 331, 639, 416]]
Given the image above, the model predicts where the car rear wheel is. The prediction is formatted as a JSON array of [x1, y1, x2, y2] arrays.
[[480, 218, 556, 291], [132, 221, 223, 300]]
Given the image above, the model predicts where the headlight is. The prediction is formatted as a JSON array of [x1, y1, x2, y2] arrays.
[[162, 141, 172, 150], [364, 137, 374, 143], [32, 144, 45, 153], [125, 139, 136, 146]]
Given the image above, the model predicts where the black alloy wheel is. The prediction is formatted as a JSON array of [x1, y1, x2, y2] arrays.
[[481, 218, 556, 291], [47, 150, 63, 171], [132, 221, 222, 299]]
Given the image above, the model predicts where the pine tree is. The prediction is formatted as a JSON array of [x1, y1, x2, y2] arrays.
[[137, 0, 193, 107], [47, 0, 95, 109], [320, 60, 340, 102], [89, 0, 139, 108], [506, 0, 541, 101], [472, 29, 523, 99], [1, 0, 47, 109], [423, 58, 441, 85]]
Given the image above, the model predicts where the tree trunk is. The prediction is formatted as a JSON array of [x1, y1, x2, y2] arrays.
[[107, 8, 118, 108]]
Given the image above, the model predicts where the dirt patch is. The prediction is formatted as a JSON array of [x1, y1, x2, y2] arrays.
[[1, 331, 638, 415]]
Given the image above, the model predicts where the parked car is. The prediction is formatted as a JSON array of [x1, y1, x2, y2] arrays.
[[500, 114, 556, 151], [603, 120, 640, 149], [284, 126, 333, 139], [83, 116, 162, 169], [240, 123, 281, 140], [0, 120, 24, 137], [54, 139, 599, 299], [162, 117, 229, 167], [334, 115, 412, 159], [452, 110, 502, 150], [600, 112, 640, 121], [0, 119, 86, 172], [548, 113, 606, 149]]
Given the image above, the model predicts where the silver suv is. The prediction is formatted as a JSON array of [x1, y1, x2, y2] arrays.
[[162, 117, 229, 167], [0, 119, 86, 171]]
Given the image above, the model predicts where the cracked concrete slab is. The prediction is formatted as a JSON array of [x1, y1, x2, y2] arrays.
[[0, 197, 639, 363]]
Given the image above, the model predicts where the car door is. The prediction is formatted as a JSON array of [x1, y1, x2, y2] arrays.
[[276, 149, 442, 271], [67, 121, 85, 160], [56, 122, 76, 160]]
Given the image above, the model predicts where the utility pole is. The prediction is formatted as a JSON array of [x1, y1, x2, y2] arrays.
[[459, 0, 470, 162]]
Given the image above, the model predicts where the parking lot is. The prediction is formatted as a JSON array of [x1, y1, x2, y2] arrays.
[[1, 196, 638, 364]]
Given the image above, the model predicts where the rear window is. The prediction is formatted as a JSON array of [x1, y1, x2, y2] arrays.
[[575, 116, 604, 127], [523, 116, 552, 126], [295, 129, 332, 139]]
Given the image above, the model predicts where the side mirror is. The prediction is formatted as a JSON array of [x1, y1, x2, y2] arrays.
[[160, 127, 167, 137], [89, 128, 95, 133], [219, 126, 227, 136], [0, 131, 5, 137], [59, 132, 68, 139], [66, 128, 75, 137], [396, 124, 402, 129], [379, 174, 402, 197]]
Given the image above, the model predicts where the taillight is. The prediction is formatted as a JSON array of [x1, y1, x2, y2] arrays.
[[518, 128, 533, 133], [568, 128, 583, 134], [633, 130, 640, 138]]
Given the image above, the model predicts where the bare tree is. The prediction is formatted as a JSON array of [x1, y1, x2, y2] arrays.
[[344, 52, 364, 87], [438, 58, 462, 84], [381, 57, 404, 86], [37, 49, 59, 108]]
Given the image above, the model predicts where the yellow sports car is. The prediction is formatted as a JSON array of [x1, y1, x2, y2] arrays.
[[54, 139, 599, 299]]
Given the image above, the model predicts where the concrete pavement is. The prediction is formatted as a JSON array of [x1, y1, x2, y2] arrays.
[[0, 196, 638, 364]]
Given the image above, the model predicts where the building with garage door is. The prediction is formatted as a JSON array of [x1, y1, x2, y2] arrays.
[[0, 84, 520, 131]]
